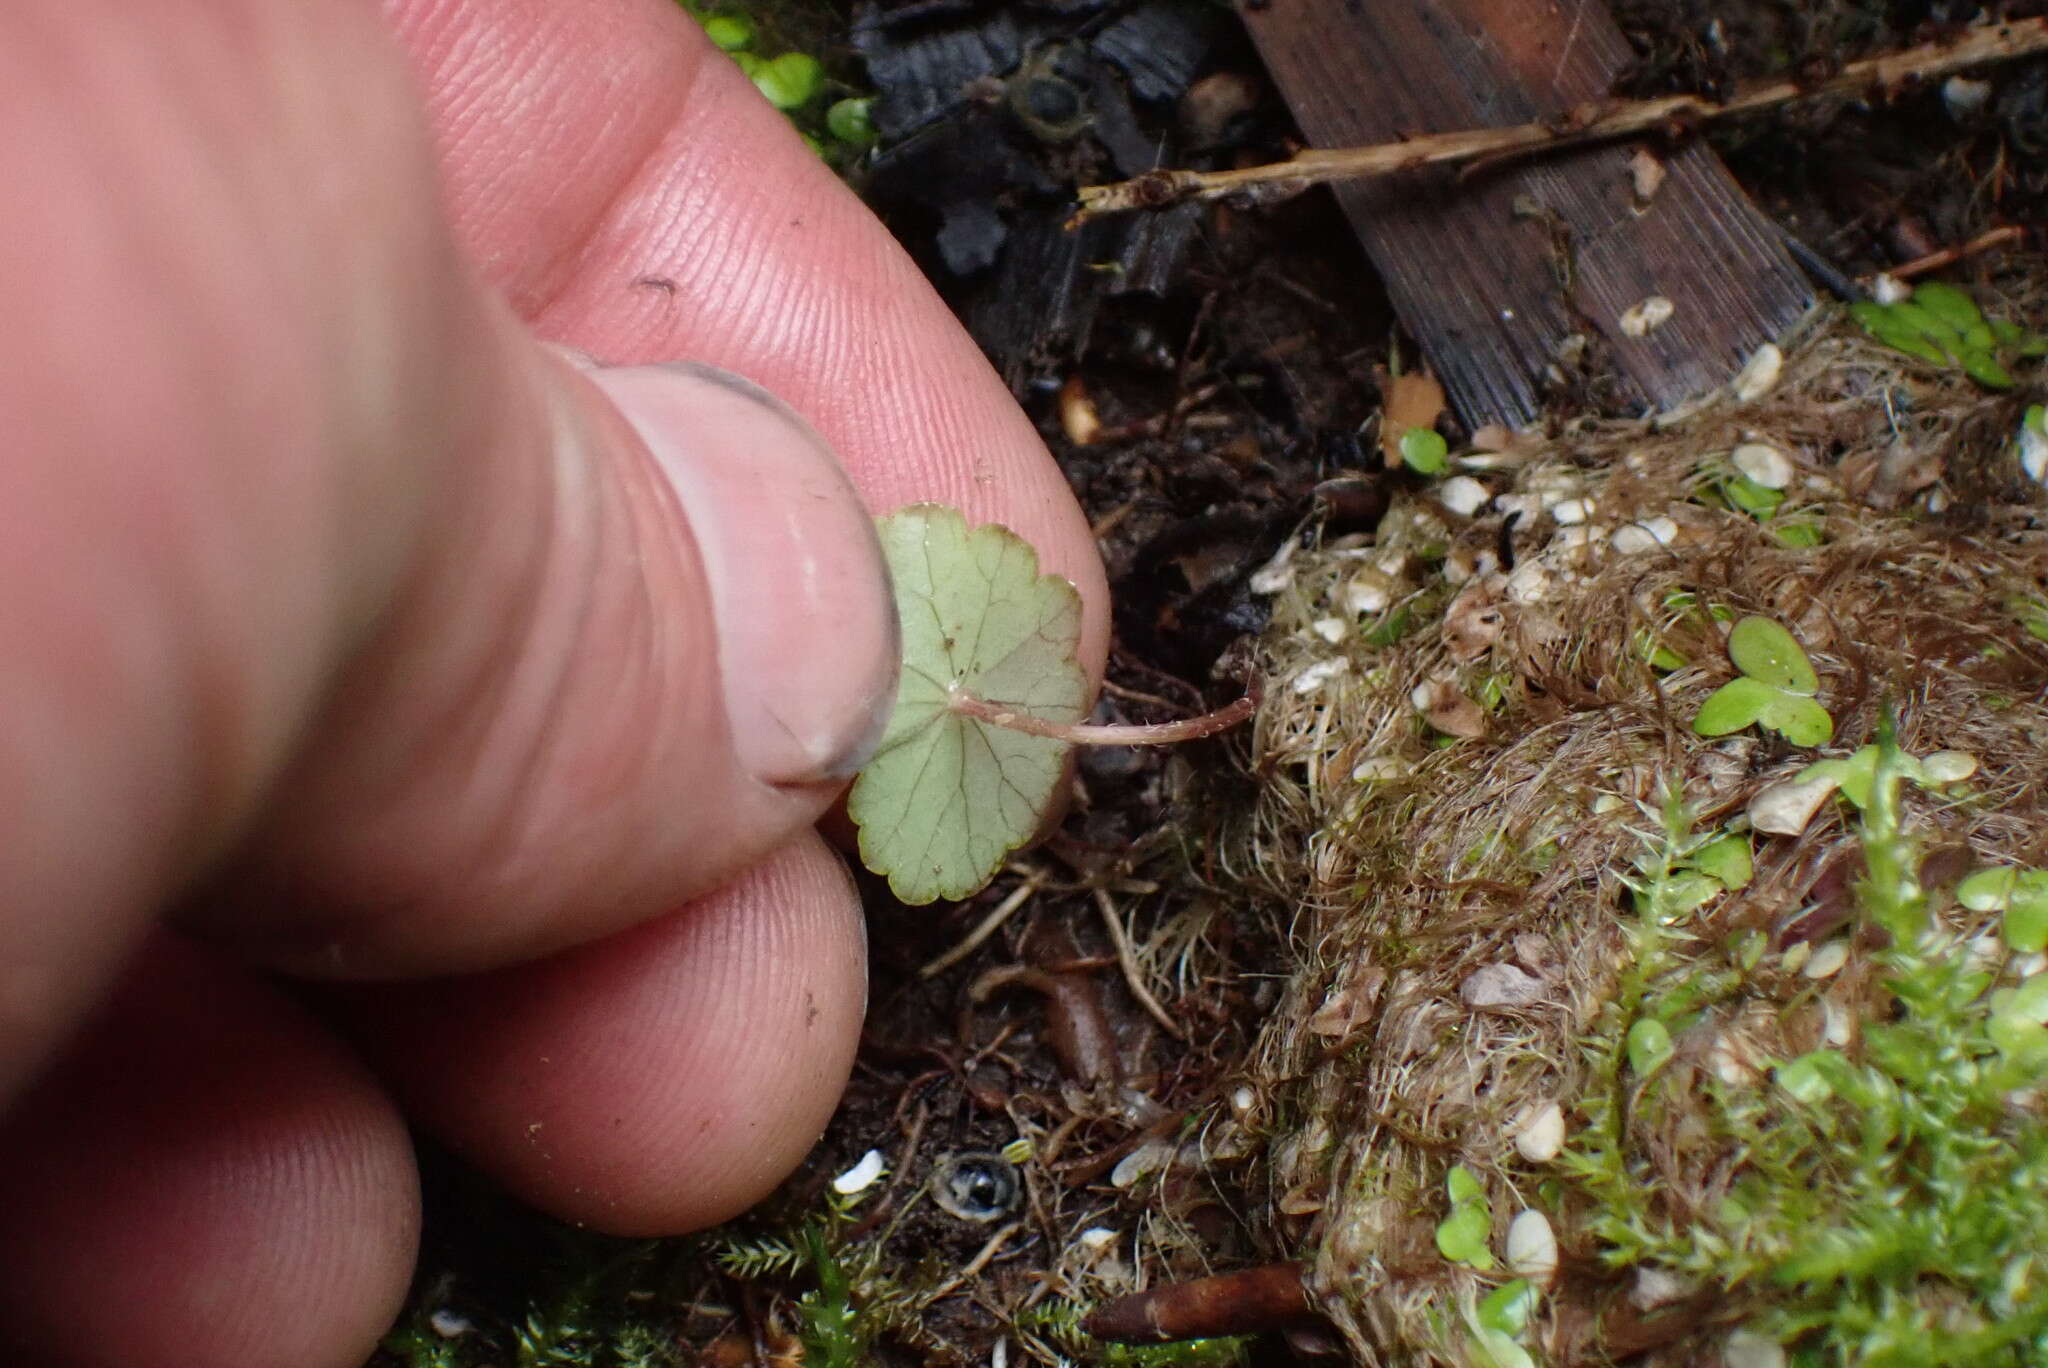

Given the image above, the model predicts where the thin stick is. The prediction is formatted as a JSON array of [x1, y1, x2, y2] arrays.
[[1886, 224, 2028, 282], [923, 1220, 1024, 1302], [919, 869, 1046, 979], [949, 688, 1256, 745], [1077, 17, 2048, 219], [1094, 887, 1185, 1041]]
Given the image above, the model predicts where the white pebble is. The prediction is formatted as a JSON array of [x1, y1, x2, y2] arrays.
[[1352, 755, 1407, 782], [2020, 419, 2048, 484], [429, 1310, 475, 1339], [1077, 1226, 1120, 1251], [1823, 995, 1856, 1047], [1311, 616, 1348, 644], [1514, 1101, 1566, 1162], [1732, 343, 1783, 403], [1439, 475, 1490, 517], [1631, 1267, 1693, 1311], [1748, 773, 1839, 836], [1723, 1329, 1787, 1368], [1943, 75, 1993, 119], [1505, 561, 1556, 604], [1506, 1209, 1559, 1285], [1248, 539, 1296, 594], [1620, 295, 1675, 337], [1871, 273, 1911, 306], [1551, 497, 1595, 525], [1292, 658, 1351, 694], [1732, 442, 1794, 489], [1344, 570, 1394, 616], [831, 1148, 887, 1195], [1803, 939, 1850, 979], [1493, 492, 1543, 522], [1611, 517, 1678, 554]]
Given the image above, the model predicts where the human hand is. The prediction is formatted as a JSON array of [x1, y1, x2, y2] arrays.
[[0, 2, 1106, 1363]]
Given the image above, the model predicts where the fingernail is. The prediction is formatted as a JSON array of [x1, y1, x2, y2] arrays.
[[588, 362, 898, 786]]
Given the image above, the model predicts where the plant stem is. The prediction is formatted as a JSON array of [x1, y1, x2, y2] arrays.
[[947, 689, 1255, 745], [1075, 16, 2048, 219]]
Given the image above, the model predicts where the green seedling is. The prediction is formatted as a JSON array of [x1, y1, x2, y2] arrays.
[[1435, 1165, 1495, 1269], [1399, 427, 1450, 475], [825, 96, 876, 148], [850, 506, 1252, 903], [749, 51, 823, 110], [1957, 867, 2048, 953], [1849, 281, 2046, 389], [1462, 1280, 1538, 1368], [1692, 616, 1832, 746], [698, 10, 754, 50]]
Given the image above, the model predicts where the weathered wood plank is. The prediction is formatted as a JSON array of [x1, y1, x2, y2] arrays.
[[1241, 0, 1814, 427]]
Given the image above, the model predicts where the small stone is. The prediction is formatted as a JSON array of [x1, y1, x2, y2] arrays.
[[429, 1310, 475, 1339], [1723, 1329, 1787, 1368], [1311, 616, 1348, 644], [1439, 475, 1490, 517], [1620, 295, 1675, 337], [1343, 569, 1395, 616], [1077, 1226, 1119, 1251], [1822, 994, 1856, 1047], [1630, 1266, 1694, 1311], [1871, 273, 1911, 306], [1506, 561, 1556, 604], [1352, 756, 1407, 782], [1943, 74, 1993, 120], [1732, 343, 1783, 403], [1610, 515, 1679, 554], [1732, 442, 1794, 489], [1551, 497, 1595, 525], [1749, 774, 1839, 836], [1248, 539, 1296, 594], [1459, 962, 1545, 1010], [1627, 147, 1666, 205], [1514, 1101, 1566, 1162], [1802, 939, 1850, 980], [1291, 658, 1350, 695], [1506, 1209, 1559, 1285], [2022, 419, 2048, 484], [1493, 491, 1542, 522], [832, 1148, 886, 1195]]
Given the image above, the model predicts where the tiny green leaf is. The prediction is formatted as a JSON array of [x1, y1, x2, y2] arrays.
[[1775, 1051, 1835, 1105], [699, 11, 755, 50], [1957, 866, 2020, 912], [849, 506, 1089, 905], [1722, 475, 1785, 516], [1627, 1018, 1673, 1076], [825, 97, 877, 147], [751, 52, 823, 109], [1694, 676, 1775, 736], [1446, 1164, 1485, 1205], [1690, 834, 1753, 890], [2006, 874, 2048, 954], [1728, 616, 1818, 694], [1398, 426, 1450, 475], [1478, 1280, 1537, 1337], [1435, 1202, 1493, 1268], [1910, 282, 1990, 340], [1756, 691, 1833, 746], [1771, 517, 1824, 549]]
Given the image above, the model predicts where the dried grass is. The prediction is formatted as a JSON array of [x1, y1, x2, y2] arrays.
[[1210, 260, 2048, 1365]]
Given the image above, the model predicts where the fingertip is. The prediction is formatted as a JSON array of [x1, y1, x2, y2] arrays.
[[343, 832, 865, 1234], [0, 939, 418, 1368]]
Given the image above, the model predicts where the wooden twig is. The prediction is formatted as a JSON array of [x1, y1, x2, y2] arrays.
[[919, 868, 1045, 979], [1886, 224, 2028, 282], [1077, 17, 2048, 220], [1093, 886, 1185, 1042]]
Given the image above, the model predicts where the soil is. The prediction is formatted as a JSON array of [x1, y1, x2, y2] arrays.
[[374, 3, 2048, 1366]]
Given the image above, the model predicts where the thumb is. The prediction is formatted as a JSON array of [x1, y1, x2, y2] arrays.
[[190, 347, 900, 978]]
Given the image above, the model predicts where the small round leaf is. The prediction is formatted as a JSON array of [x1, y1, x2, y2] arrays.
[[1693, 676, 1774, 736], [849, 506, 1089, 905], [1756, 691, 1833, 747], [1627, 1019, 1673, 1077], [1727, 616, 1818, 694], [1398, 427, 1450, 475]]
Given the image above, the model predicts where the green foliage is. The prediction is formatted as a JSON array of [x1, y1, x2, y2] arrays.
[[1693, 616, 1832, 746], [1848, 282, 2046, 390], [1436, 1165, 1496, 1269], [677, 1, 875, 162], [1016, 1300, 1251, 1367], [1399, 426, 1450, 475], [848, 505, 1089, 903], [1555, 729, 2048, 1366]]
